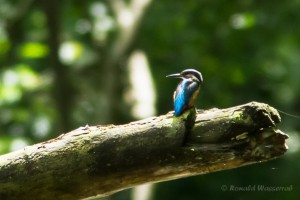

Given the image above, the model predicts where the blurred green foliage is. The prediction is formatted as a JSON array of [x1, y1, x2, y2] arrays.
[[0, 0, 299, 199]]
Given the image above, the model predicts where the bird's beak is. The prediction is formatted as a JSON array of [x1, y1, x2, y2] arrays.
[[166, 73, 182, 78]]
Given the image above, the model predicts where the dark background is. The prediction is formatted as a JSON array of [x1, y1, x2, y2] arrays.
[[0, 0, 299, 199]]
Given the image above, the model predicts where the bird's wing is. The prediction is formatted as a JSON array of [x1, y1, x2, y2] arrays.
[[173, 81, 186, 116], [186, 81, 200, 98], [185, 81, 200, 107]]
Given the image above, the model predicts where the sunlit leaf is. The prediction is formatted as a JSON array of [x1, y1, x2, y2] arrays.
[[0, 64, 40, 104], [0, 85, 22, 104], [230, 12, 255, 29], [10, 138, 30, 152], [32, 116, 51, 139], [59, 41, 83, 65], [20, 42, 49, 59], [15, 64, 39, 89]]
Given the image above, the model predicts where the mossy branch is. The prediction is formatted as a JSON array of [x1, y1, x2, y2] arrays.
[[0, 102, 288, 200]]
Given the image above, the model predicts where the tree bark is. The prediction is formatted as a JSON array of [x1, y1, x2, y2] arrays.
[[0, 102, 288, 200]]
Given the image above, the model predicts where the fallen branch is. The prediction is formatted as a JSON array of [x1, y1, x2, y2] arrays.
[[0, 102, 288, 200]]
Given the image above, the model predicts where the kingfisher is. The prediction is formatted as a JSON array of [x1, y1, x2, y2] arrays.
[[166, 69, 203, 116]]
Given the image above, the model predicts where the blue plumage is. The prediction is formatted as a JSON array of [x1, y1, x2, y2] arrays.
[[174, 80, 187, 116], [167, 69, 203, 116]]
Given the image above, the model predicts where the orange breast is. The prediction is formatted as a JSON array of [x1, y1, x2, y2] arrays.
[[188, 87, 200, 108]]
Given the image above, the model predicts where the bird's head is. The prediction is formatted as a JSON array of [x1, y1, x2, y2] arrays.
[[166, 69, 203, 83]]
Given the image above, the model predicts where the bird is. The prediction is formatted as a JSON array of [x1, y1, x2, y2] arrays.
[[166, 69, 203, 116]]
